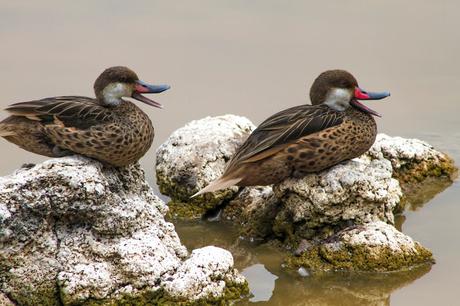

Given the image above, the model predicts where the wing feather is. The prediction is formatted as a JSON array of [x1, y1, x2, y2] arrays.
[[225, 104, 344, 172], [5, 96, 112, 129]]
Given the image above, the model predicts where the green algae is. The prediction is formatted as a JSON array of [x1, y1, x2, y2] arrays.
[[5, 283, 60, 306], [157, 171, 236, 219], [285, 242, 434, 273], [393, 153, 457, 188], [392, 153, 457, 212], [62, 280, 249, 306]]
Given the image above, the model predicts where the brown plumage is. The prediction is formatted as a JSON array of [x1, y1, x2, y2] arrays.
[[194, 69, 390, 196], [0, 66, 170, 167]]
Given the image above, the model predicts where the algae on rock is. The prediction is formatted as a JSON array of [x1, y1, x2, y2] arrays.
[[286, 221, 434, 272], [0, 156, 247, 305]]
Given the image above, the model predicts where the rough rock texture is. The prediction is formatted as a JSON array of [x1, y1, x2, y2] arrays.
[[156, 115, 255, 218], [273, 154, 402, 243], [369, 133, 457, 211], [369, 133, 457, 186], [222, 186, 280, 239], [0, 156, 247, 305], [286, 221, 433, 272]]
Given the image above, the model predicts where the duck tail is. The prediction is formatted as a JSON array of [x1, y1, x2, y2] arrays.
[[0, 124, 15, 137], [191, 177, 242, 198]]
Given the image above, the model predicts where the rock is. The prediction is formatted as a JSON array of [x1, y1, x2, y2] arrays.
[[0, 156, 247, 305], [222, 186, 280, 239], [163, 246, 247, 302], [369, 133, 457, 186], [286, 221, 433, 272], [369, 134, 457, 211], [273, 154, 402, 243], [156, 115, 255, 218]]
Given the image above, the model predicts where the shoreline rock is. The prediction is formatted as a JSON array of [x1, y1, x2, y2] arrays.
[[0, 156, 248, 305]]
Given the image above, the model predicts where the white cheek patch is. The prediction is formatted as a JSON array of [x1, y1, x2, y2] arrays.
[[103, 83, 131, 105], [324, 88, 352, 111]]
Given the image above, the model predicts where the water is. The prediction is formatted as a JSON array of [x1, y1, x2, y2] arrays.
[[1, 1, 459, 305]]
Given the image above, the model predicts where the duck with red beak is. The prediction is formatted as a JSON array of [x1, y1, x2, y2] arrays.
[[0, 66, 170, 166], [194, 69, 391, 196]]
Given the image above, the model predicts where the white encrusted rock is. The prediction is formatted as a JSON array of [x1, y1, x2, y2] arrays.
[[156, 115, 255, 215], [273, 154, 402, 240], [289, 221, 433, 272], [0, 156, 246, 305], [163, 246, 246, 301], [369, 133, 448, 170]]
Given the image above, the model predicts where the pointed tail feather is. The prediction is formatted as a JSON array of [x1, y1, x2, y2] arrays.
[[191, 177, 242, 198]]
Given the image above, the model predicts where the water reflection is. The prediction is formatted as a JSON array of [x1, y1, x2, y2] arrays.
[[242, 264, 278, 303]]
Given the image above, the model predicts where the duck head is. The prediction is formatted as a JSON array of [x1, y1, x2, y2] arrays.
[[309, 69, 390, 117], [94, 66, 170, 107]]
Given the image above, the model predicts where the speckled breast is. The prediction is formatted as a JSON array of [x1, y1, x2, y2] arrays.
[[289, 108, 377, 177], [109, 102, 155, 166]]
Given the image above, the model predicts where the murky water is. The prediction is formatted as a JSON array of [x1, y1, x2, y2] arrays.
[[1, 1, 459, 305]]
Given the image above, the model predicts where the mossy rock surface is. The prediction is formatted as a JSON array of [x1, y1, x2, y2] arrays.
[[286, 221, 434, 273], [67, 279, 249, 306]]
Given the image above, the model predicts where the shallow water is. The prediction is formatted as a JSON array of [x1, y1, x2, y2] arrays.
[[1, 1, 459, 305]]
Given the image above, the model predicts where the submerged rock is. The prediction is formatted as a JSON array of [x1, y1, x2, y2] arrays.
[[156, 115, 255, 218], [0, 156, 247, 305], [286, 221, 433, 272]]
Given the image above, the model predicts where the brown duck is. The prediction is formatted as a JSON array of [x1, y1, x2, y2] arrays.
[[0, 66, 170, 167], [194, 69, 390, 196]]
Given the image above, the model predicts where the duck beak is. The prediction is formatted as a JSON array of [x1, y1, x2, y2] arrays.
[[132, 80, 171, 108], [351, 87, 391, 117]]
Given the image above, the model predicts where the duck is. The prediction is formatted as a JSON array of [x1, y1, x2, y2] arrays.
[[194, 69, 390, 196], [0, 66, 170, 167]]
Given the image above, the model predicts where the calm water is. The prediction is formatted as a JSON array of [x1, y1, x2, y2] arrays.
[[1, 1, 459, 305]]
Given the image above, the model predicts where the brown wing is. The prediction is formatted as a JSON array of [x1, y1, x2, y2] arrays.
[[225, 104, 344, 171], [5, 96, 113, 130]]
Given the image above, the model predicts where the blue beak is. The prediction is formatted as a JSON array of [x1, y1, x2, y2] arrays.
[[132, 80, 170, 108], [136, 80, 170, 93], [366, 91, 391, 100]]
